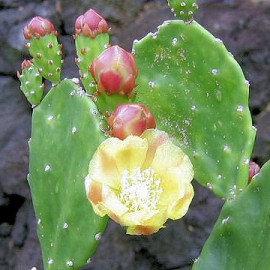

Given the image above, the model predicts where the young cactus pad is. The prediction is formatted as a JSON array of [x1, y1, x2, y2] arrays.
[[133, 20, 256, 199], [28, 79, 108, 269], [18, 60, 44, 106], [167, 0, 199, 22], [193, 161, 270, 270], [27, 34, 62, 84], [75, 33, 109, 93]]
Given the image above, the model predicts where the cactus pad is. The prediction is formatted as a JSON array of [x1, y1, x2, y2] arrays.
[[133, 20, 256, 198], [28, 34, 62, 83], [75, 34, 109, 94], [167, 0, 199, 22], [28, 79, 108, 269], [193, 160, 270, 270], [18, 61, 44, 106]]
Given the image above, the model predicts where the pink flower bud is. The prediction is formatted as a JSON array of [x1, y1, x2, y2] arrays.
[[75, 9, 110, 38], [24, 16, 57, 39], [108, 104, 157, 140], [249, 161, 260, 182], [21, 59, 34, 70], [90, 46, 138, 95]]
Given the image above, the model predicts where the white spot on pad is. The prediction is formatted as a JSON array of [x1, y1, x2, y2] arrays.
[[44, 165, 51, 172], [95, 232, 102, 241], [66, 260, 74, 267]]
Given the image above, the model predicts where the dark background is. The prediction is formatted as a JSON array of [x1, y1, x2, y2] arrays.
[[0, 0, 270, 269]]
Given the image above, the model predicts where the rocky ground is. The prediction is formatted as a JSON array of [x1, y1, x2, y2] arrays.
[[0, 0, 270, 269]]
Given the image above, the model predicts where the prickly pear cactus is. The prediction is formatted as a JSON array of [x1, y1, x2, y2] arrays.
[[193, 161, 270, 270], [133, 20, 256, 198], [18, 1, 264, 269], [19, 14, 111, 270]]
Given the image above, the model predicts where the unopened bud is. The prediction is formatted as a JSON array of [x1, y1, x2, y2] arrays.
[[249, 161, 260, 182], [75, 9, 110, 38], [108, 104, 156, 140], [24, 16, 57, 39], [90, 45, 138, 95], [21, 59, 34, 69]]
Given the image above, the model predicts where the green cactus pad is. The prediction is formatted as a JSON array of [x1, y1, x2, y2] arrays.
[[28, 79, 108, 270], [133, 20, 255, 198], [28, 34, 62, 83], [75, 33, 109, 94], [18, 63, 44, 106], [193, 160, 270, 270], [167, 0, 199, 22]]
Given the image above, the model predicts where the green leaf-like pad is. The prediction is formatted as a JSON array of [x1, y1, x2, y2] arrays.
[[167, 0, 199, 21], [193, 161, 270, 270], [29, 80, 108, 269], [134, 20, 255, 198]]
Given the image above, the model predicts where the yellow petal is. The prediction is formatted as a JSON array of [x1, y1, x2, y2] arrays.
[[168, 183, 194, 220], [88, 137, 122, 189], [158, 165, 194, 214], [151, 141, 187, 177], [127, 225, 161, 235], [114, 136, 148, 172], [140, 129, 169, 168], [100, 184, 129, 217]]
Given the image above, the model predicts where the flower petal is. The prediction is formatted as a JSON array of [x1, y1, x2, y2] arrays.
[[158, 163, 194, 215], [151, 141, 187, 176], [168, 183, 194, 220], [114, 136, 148, 172], [140, 129, 169, 168], [88, 137, 122, 190], [127, 225, 161, 235]]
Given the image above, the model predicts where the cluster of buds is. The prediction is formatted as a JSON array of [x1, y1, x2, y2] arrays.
[[24, 16, 58, 39]]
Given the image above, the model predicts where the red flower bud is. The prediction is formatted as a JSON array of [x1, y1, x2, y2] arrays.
[[75, 9, 110, 38], [108, 104, 157, 140], [90, 46, 138, 95], [24, 16, 57, 39], [249, 161, 260, 182], [21, 59, 34, 70]]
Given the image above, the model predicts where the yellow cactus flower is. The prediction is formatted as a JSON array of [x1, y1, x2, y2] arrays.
[[85, 129, 194, 235]]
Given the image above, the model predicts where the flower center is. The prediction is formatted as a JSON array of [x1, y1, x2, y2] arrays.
[[119, 168, 163, 211]]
